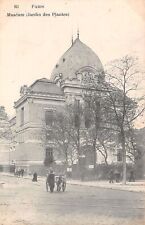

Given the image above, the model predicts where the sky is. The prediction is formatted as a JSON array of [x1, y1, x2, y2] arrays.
[[0, 0, 145, 127]]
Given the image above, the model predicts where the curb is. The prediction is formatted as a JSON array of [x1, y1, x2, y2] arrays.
[[67, 182, 145, 193]]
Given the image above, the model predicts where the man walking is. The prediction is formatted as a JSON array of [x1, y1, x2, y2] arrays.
[[46, 169, 55, 192], [109, 169, 114, 183]]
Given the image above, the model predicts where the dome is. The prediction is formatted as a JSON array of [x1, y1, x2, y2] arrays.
[[51, 37, 104, 81]]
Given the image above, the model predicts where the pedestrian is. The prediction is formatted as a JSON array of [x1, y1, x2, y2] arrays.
[[109, 169, 114, 183], [114, 169, 120, 183], [32, 172, 38, 182], [46, 168, 55, 192], [14, 168, 17, 176], [18, 169, 21, 177], [129, 170, 135, 182], [21, 169, 24, 177]]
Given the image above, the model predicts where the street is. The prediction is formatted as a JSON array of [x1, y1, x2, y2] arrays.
[[0, 174, 145, 225]]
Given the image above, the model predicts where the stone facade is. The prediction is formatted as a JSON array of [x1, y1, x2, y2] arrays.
[[11, 79, 65, 173]]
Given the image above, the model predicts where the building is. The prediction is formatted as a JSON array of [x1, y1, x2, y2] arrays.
[[10, 35, 127, 174]]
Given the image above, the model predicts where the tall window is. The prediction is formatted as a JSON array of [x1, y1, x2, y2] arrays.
[[117, 150, 122, 162], [46, 147, 53, 159], [44, 147, 54, 166], [45, 111, 54, 126], [21, 107, 24, 125]]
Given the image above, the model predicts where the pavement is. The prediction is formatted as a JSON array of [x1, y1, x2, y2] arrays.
[[1, 174, 145, 225], [1, 172, 145, 193], [67, 179, 145, 193]]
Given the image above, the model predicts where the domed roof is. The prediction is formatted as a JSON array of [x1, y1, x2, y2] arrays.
[[51, 37, 104, 81]]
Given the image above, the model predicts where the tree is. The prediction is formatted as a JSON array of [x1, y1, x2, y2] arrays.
[[82, 56, 145, 183], [0, 106, 12, 141], [96, 128, 118, 165], [48, 104, 83, 166], [104, 55, 145, 184], [83, 87, 118, 169], [72, 100, 84, 161], [51, 110, 74, 165], [83, 91, 101, 171]]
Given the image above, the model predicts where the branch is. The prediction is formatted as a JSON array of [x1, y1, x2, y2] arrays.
[[129, 106, 145, 123]]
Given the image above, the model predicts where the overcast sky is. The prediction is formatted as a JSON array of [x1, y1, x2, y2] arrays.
[[0, 0, 145, 127]]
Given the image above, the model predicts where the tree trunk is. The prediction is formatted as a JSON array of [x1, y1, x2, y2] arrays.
[[104, 156, 108, 166], [77, 127, 82, 179], [121, 132, 126, 185], [93, 138, 97, 173], [65, 147, 68, 166]]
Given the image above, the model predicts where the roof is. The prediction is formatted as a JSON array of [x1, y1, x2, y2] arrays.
[[29, 78, 64, 95], [51, 37, 104, 81]]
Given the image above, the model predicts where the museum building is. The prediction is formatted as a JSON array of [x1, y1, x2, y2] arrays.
[[10, 34, 120, 173]]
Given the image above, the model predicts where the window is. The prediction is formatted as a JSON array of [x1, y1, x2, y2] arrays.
[[117, 151, 122, 162], [45, 111, 54, 126], [21, 107, 24, 125], [44, 147, 54, 166], [46, 147, 53, 159]]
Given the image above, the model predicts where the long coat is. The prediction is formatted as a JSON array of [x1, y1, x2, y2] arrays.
[[47, 173, 55, 187]]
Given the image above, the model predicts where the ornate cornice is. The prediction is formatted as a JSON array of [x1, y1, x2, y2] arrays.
[[14, 93, 65, 108]]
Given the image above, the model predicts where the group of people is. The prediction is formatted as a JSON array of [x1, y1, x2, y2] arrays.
[[109, 169, 135, 183], [46, 168, 66, 193], [109, 169, 121, 183], [31, 168, 66, 193], [14, 168, 25, 177]]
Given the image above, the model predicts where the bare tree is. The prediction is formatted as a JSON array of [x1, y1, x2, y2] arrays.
[[82, 56, 145, 183], [83, 92, 101, 171], [104, 55, 145, 184], [48, 104, 83, 167], [97, 129, 117, 165], [51, 110, 75, 165], [83, 90, 118, 169], [0, 106, 12, 142]]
